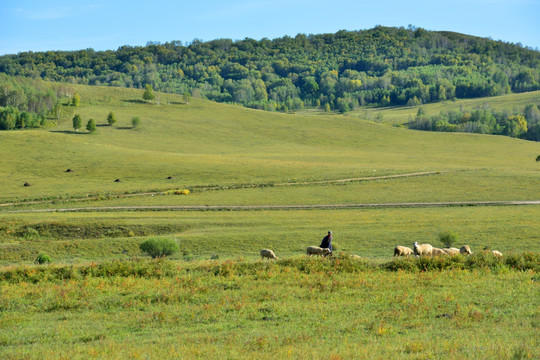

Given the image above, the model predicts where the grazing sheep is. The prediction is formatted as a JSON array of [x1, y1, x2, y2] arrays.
[[460, 245, 472, 255], [260, 249, 278, 260], [444, 245, 472, 256], [351, 254, 362, 259], [306, 246, 331, 257], [492, 250, 503, 257], [432, 247, 448, 256], [394, 246, 414, 257], [413, 242, 433, 257], [443, 247, 460, 256]]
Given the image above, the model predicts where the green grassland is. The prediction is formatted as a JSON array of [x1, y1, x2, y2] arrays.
[[0, 258, 538, 359], [0, 206, 538, 265], [345, 90, 540, 125], [1, 85, 539, 205], [1, 84, 539, 359]]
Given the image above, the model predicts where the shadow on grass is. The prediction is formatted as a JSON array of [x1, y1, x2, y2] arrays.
[[122, 99, 147, 104], [49, 130, 90, 135]]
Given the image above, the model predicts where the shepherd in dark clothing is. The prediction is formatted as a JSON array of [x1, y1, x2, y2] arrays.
[[320, 231, 333, 253]]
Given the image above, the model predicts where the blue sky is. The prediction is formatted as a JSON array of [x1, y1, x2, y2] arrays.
[[1, 0, 539, 55]]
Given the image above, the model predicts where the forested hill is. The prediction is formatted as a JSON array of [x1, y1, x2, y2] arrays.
[[1, 26, 539, 112]]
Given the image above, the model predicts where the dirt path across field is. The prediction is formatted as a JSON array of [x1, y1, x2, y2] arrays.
[[0, 171, 441, 208], [3, 200, 539, 213]]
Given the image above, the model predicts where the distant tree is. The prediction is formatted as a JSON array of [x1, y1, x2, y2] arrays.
[[536, 154, 540, 162], [324, 103, 331, 113], [71, 92, 80, 107], [72, 114, 82, 132], [407, 96, 421, 107], [416, 107, 426, 117], [504, 115, 527, 137], [131, 116, 141, 128], [183, 92, 190, 104], [107, 111, 117, 126], [86, 118, 96, 133], [142, 84, 155, 102]]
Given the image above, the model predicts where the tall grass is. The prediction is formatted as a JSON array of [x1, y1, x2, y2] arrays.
[[0, 256, 537, 359]]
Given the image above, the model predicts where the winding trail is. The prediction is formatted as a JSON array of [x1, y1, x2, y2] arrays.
[[3, 200, 539, 213]]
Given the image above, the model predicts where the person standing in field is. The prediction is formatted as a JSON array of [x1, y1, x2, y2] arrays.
[[320, 231, 333, 254]]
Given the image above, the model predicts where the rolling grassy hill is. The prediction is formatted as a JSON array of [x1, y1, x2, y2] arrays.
[[1, 84, 539, 360], [0, 83, 538, 265], [1, 84, 539, 204]]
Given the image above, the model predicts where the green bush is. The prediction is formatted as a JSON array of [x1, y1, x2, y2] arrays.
[[34, 253, 52, 264], [139, 238, 179, 259], [439, 230, 458, 248]]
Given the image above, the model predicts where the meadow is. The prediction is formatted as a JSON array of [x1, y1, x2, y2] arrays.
[[346, 90, 540, 125], [0, 84, 539, 359], [0, 256, 538, 359]]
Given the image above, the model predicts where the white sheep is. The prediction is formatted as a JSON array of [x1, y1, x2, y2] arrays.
[[394, 246, 414, 257], [492, 250, 503, 257], [306, 246, 331, 257], [413, 242, 433, 257], [443, 247, 460, 256], [260, 249, 278, 260], [351, 254, 362, 259], [460, 245, 472, 255], [432, 247, 448, 256], [443, 246, 472, 256]]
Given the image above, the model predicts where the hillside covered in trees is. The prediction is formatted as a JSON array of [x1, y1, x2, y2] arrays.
[[1, 26, 539, 113]]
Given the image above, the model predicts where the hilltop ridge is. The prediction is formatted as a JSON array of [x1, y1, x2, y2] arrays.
[[1, 26, 538, 112]]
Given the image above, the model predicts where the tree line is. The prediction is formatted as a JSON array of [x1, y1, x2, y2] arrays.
[[408, 103, 540, 140], [0, 26, 538, 113], [0, 74, 76, 130]]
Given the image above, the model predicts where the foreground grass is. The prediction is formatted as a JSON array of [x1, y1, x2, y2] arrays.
[[0, 256, 538, 359], [1, 206, 538, 265]]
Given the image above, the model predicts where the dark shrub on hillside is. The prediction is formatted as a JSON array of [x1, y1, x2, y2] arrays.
[[139, 238, 179, 258], [34, 253, 52, 264]]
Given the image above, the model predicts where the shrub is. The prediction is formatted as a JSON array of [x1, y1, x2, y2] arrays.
[[439, 230, 458, 248], [139, 238, 179, 259], [86, 118, 96, 133], [107, 111, 117, 126], [131, 116, 141, 128], [34, 253, 52, 264]]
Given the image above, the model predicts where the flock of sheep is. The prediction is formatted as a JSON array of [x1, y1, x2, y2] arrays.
[[259, 242, 504, 260], [259, 246, 331, 260], [394, 242, 503, 258]]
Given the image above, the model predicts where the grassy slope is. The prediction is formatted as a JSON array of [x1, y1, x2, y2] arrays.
[[1, 85, 539, 204], [345, 90, 540, 125]]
